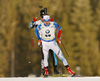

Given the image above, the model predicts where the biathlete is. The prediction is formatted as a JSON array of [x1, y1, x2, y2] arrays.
[[35, 14, 75, 77], [29, 10, 60, 76]]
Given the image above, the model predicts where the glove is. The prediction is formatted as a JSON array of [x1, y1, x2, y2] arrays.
[[57, 39, 61, 44], [38, 40, 42, 46], [33, 17, 37, 22], [50, 18, 54, 22]]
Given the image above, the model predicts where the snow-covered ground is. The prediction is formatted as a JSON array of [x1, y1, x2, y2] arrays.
[[0, 77, 100, 81]]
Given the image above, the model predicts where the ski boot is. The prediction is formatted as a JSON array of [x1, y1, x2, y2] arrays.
[[41, 68, 45, 77], [54, 66, 60, 75], [44, 67, 49, 77], [66, 65, 75, 77]]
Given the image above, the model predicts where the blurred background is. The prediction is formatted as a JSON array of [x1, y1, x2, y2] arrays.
[[0, 0, 100, 77]]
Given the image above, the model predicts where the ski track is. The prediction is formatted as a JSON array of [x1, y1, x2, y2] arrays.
[[0, 77, 100, 81]]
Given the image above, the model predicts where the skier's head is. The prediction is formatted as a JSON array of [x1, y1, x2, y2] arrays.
[[43, 14, 50, 25]]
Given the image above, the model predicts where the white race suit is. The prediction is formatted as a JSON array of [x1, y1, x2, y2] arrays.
[[35, 21, 68, 67]]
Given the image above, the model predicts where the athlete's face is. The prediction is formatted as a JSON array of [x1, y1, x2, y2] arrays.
[[44, 21, 50, 26]]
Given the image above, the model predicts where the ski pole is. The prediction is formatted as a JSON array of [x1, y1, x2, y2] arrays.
[[29, 17, 38, 63], [29, 38, 34, 64], [29, 26, 36, 63], [61, 41, 71, 59]]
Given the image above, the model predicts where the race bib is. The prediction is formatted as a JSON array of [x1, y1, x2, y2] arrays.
[[39, 22, 56, 40]]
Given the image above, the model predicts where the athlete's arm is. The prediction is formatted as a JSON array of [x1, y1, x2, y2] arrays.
[[53, 21, 61, 39], [29, 18, 37, 29]]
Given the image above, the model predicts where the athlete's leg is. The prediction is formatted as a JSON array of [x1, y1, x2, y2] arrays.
[[50, 41, 75, 76], [41, 41, 49, 76], [41, 47, 44, 69], [50, 41, 68, 66], [40, 47, 45, 76], [49, 50, 57, 66], [49, 49, 60, 74], [42, 47, 49, 67]]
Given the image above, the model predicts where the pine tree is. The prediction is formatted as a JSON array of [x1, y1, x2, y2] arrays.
[[69, 0, 98, 76], [0, 0, 10, 77], [93, 0, 100, 75]]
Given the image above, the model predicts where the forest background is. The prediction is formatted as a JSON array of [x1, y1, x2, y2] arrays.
[[0, 0, 100, 77]]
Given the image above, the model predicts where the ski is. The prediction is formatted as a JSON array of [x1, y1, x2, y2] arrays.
[[49, 74, 70, 77], [41, 74, 72, 77], [41, 73, 83, 78]]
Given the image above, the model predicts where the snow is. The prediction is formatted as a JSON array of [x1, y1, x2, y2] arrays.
[[0, 77, 100, 81]]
